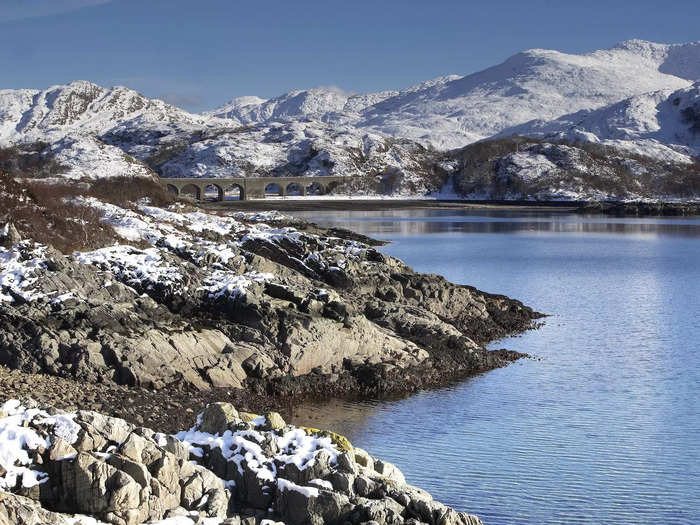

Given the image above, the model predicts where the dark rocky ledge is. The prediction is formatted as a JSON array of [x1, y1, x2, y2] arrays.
[[576, 200, 700, 216], [0, 206, 542, 524], [0, 210, 542, 408]]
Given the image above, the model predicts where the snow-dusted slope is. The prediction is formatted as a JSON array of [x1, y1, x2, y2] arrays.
[[207, 88, 350, 124], [0, 40, 698, 194], [449, 138, 699, 201], [0, 80, 212, 142], [506, 82, 700, 163], [0, 81, 440, 191], [358, 40, 697, 147], [208, 40, 700, 149], [206, 86, 404, 124], [0, 80, 225, 179]]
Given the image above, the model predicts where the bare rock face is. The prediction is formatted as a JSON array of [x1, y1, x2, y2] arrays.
[[0, 207, 539, 396], [199, 402, 240, 434], [0, 222, 21, 247], [0, 493, 76, 525], [0, 399, 229, 525], [0, 399, 484, 525]]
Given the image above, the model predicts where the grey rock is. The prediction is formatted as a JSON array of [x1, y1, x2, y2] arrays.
[[374, 459, 406, 486], [199, 402, 240, 434], [0, 223, 21, 247], [2, 396, 490, 525], [261, 411, 285, 431], [354, 475, 379, 498], [356, 496, 406, 524], [0, 492, 75, 525], [409, 499, 484, 525], [47, 438, 77, 462], [354, 447, 373, 469], [328, 471, 354, 495]]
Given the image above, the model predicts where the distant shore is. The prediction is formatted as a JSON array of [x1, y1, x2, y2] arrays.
[[204, 198, 699, 216], [205, 198, 582, 212]]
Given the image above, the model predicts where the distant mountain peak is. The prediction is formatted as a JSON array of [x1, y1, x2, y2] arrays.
[[1, 40, 698, 185]]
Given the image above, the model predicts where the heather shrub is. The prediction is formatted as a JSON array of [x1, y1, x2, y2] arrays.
[[1, 173, 118, 252]]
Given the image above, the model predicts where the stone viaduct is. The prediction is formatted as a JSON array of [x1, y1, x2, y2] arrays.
[[161, 175, 351, 201]]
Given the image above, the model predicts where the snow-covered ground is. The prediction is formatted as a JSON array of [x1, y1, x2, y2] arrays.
[[0, 196, 381, 309], [0, 243, 49, 303]]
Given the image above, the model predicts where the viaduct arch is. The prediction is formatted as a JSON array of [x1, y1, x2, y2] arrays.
[[162, 175, 350, 201]]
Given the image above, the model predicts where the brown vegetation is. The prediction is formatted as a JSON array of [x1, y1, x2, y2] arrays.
[[0, 143, 67, 178], [0, 173, 117, 252], [1, 144, 175, 251]]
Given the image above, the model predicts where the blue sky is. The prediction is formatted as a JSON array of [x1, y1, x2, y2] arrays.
[[1, 0, 698, 112]]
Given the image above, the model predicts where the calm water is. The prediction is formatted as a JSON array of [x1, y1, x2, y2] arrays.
[[289, 209, 700, 525]]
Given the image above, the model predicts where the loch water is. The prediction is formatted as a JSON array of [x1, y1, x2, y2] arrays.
[[288, 209, 700, 525]]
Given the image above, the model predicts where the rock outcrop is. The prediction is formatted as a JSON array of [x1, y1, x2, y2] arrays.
[[0, 399, 484, 525], [0, 204, 540, 398]]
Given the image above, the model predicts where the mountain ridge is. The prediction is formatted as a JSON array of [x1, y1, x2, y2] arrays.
[[206, 39, 700, 148], [0, 39, 697, 200]]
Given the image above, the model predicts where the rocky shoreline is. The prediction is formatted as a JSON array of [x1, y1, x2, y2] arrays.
[[1, 198, 542, 524], [575, 200, 700, 216], [0, 398, 484, 524], [205, 198, 700, 216], [0, 202, 541, 400]]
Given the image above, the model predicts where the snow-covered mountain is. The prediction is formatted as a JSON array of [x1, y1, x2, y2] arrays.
[[0, 80, 219, 179], [502, 82, 700, 163], [0, 39, 698, 199], [0, 81, 441, 193], [210, 39, 700, 149]]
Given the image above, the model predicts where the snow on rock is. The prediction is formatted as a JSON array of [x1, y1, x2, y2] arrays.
[[78, 197, 175, 244], [451, 139, 699, 201], [506, 81, 700, 163], [0, 400, 80, 491], [276, 478, 319, 498], [75, 245, 183, 292], [49, 136, 154, 180], [61, 199, 337, 304], [0, 400, 441, 525], [0, 243, 48, 303], [174, 412, 340, 489], [199, 271, 273, 299], [65, 518, 226, 525]]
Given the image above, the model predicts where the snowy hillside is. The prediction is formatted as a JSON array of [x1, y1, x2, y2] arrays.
[[0, 40, 698, 199], [210, 39, 700, 149], [0, 81, 442, 192], [448, 136, 698, 201], [502, 82, 700, 163], [0, 80, 222, 179]]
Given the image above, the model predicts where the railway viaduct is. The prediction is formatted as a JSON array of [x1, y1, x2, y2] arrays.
[[161, 175, 351, 201]]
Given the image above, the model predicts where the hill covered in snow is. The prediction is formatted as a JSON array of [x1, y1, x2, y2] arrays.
[[0, 39, 698, 200], [210, 39, 700, 150], [501, 82, 700, 164]]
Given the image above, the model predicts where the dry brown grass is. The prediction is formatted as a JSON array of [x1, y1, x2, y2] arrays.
[[1, 143, 176, 251], [87, 176, 175, 208], [1, 173, 118, 252], [0, 143, 69, 178]]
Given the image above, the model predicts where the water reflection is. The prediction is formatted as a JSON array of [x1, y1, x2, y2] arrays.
[[293, 209, 700, 238], [288, 209, 700, 525]]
